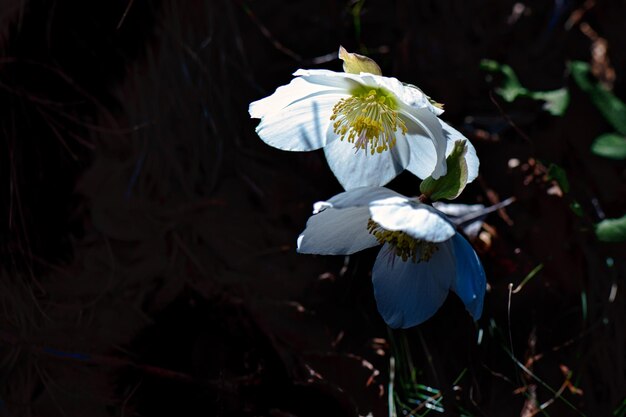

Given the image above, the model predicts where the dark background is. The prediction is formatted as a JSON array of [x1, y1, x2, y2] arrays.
[[0, 0, 625, 416]]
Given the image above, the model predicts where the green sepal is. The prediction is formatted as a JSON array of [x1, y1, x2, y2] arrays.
[[420, 140, 469, 201], [338, 46, 382, 76]]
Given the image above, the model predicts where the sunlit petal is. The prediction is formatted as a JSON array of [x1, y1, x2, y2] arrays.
[[250, 76, 346, 118], [297, 206, 378, 255], [293, 69, 363, 89], [255, 93, 346, 151], [369, 200, 455, 243], [355, 74, 441, 115], [403, 108, 448, 180], [323, 128, 410, 189], [324, 186, 404, 209]]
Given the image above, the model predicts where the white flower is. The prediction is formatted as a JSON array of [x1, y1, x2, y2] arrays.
[[297, 187, 486, 328], [249, 65, 479, 190]]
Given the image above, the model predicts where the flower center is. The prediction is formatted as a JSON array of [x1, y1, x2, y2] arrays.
[[330, 86, 407, 155], [367, 219, 439, 263]]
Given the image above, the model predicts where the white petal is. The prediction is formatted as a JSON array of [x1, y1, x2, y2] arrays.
[[357, 73, 404, 94], [323, 129, 411, 189], [250, 76, 346, 119], [325, 187, 405, 209], [403, 108, 448, 180], [450, 234, 486, 320], [432, 202, 485, 218], [372, 242, 455, 328], [433, 202, 485, 238], [313, 201, 333, 214], [439, 120, 479, 183], [378, 78, 432, 110], [369, 199, 455, 243], [297, 206, 378, 255], [353, 74, 442, 115], [255, 93, 346, 151], [293, 69, 362, 90]]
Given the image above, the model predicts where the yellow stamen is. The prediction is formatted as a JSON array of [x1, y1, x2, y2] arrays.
[[330, 87, 407, 155], [367, 219, 439, 263]]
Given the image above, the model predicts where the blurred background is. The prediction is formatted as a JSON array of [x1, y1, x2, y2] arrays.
[[0, 0, 625, 416]]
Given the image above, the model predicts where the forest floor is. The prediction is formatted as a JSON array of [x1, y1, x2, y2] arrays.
[[0, 1, 625, 416]]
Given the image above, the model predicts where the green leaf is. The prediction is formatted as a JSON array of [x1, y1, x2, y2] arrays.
[[481, 59, 569, 115], [595, 215, 626, 242], [591, 133, 626, 160], [569, 61, 626, 136], [480, 59, 527, 102], [512, 263, 544, 293], [338, 46, 382, 76], [570, 201, 584, 217], [528, 88, 570, 116], [420, 140, 468, 201], [547, 163, 570, 193]]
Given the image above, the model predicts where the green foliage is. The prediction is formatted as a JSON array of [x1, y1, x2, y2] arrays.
[[480, 59, 570, 116], [547, 163, 570, 193], [591, 133, 626, 160], [513, 263, 544, 293], [546, 164, 586, 218], [570, 201, 584, 217], [389, 331, 444, 416], [420, 140, 468, 201], [350, 0, 366, 42], [595, 215, 626, 243], [528, 88, 570, 117], [614, 397, 626, 417], [569, 61, 626, 136], [480, 59, 526, 102]]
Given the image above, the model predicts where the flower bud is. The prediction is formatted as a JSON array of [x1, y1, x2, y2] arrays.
[[338, 46, 382, 76]]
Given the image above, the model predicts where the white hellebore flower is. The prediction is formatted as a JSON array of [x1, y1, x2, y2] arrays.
[[297, 187, 486, 329], [248, 48, 479, 190]]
